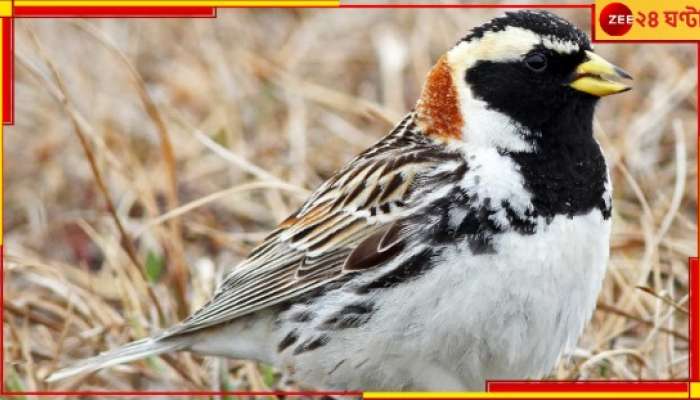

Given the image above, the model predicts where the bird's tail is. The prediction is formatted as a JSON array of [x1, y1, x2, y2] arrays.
[[45, 336, 187, 382]]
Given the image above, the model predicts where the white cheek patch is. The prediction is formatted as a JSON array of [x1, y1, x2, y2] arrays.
[[442, 24, 580, 151], [444, 27, 536, 152], [461, 95, 535, 152], [445, 61, 535, 152]]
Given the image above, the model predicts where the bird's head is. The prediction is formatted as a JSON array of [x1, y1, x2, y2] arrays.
[[416, 10, 631, 147]]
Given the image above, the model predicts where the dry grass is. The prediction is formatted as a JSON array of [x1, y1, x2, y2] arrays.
[[4, 5, 697, 394]]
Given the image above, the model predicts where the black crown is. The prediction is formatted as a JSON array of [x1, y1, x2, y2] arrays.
[[460, 10, 590, 48]]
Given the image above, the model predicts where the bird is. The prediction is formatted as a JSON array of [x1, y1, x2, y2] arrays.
[[47, 10, 631, 391]]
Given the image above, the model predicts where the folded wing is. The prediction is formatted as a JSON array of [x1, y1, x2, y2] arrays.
[[164, 115, 464, 337]]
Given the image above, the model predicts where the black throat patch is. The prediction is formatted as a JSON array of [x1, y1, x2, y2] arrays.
[[466, 56, 611, 220], [505, 106, 611, 220]]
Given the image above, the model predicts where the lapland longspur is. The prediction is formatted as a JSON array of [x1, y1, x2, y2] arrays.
[[48, 10, 631, 390]]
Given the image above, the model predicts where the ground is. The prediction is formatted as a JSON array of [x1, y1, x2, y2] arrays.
[[4, 6, 696, 393]]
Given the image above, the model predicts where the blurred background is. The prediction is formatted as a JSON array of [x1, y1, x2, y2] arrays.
[[4, 4, 697, 393]]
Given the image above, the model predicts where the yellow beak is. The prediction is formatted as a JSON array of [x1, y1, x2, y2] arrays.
[[569, 50, 632, 97]]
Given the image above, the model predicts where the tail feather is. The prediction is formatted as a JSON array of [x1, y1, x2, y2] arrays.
[[45, 337, 187, 382]]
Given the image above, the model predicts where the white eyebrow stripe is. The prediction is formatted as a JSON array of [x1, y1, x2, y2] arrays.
[[541, 36, 579, 54], [447, 27, 581, 73], [447, 26, 541, 69]]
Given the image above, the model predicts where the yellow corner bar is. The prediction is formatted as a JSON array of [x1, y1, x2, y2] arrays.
[[691, 382, 700, 398], [0, 1, 11, 17]]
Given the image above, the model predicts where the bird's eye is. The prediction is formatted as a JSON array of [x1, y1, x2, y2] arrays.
[[524, 53, 547, 72]]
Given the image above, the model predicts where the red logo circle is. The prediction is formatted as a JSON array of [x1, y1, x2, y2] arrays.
[[600, 2, 633, 36]]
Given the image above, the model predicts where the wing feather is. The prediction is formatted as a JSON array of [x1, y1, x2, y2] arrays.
[[163, 114, 464, 337]]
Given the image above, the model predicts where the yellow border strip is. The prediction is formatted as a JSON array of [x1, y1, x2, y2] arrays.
[[364, 392, 689, 399], [15, 0, 339, 6], [0, 1, 11, 17]]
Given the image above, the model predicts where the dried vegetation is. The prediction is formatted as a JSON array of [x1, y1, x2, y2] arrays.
[[4, 6, 697, 394]]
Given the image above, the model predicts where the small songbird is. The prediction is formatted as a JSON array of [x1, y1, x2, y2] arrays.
[[48, 10, 631, 390]]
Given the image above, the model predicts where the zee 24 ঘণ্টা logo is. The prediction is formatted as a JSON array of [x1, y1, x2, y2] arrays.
[[599, 1, 700, 37]]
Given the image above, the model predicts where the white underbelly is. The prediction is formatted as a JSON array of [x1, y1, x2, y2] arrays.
[[364, 208, 611, 389], [277, 209, 611, 390]]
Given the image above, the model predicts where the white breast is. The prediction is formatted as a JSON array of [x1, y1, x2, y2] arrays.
[[339, 149, 609, 389], [463, 210, 611, 381], [273, 147, 611, 390], [358, 209, 611, 390]]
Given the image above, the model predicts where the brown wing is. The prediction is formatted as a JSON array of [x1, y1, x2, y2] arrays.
[[164, 115, 459, 336]]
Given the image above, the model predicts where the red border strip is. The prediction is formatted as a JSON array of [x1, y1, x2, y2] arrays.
[[487, 381, 689, 392], [3, 18, 13, 125], [14, 6, 217, 18]]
